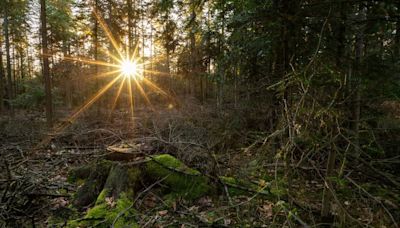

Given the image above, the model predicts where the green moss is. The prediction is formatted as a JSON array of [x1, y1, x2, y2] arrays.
[[66, 219, 80, 227], [68, 192, 138, 228], [219, 176, 271, 196], [150, 154, 200, 175], [95, 189, 108, 205], [146, 154, 211, 200]]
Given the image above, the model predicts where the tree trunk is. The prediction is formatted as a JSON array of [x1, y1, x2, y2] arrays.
[[12, 46, 17, 97], [167, 49, 171, 91], [353, 4, 366, 156], [40, 0, 53, 127], [321, 3, 347, 219], [0, 42, 4, 113], [189, 0, 197, 97], [94, 0, 100, 115], [396, 2, 400, 58], [4, 3, 14, 117], [127, 0, 133, 54]]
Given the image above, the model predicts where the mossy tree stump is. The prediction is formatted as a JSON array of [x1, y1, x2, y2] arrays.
[[62, 154, 275, 227], [66, 154, 214, 227]]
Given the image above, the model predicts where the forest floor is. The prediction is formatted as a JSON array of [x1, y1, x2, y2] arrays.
[[0, 98, 399, 227]]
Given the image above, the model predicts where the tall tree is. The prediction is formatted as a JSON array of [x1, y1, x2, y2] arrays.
[[3, 0, 14, 117], [41, 0, 53, 127], [0, 36, 4, 113], [127, 0, 134, 53]]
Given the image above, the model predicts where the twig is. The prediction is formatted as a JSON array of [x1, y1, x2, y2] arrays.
[[345, 176, 398, 227]]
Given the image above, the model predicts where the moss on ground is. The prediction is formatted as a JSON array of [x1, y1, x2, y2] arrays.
[[219, 176, 272, 197], [68, 190, 138, 228], [146, 154, 211, 200]]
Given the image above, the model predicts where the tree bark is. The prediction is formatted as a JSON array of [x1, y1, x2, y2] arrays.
[[321, 3, 347, 219], [40, 0, 53, 127], [127, 0, 133, 54], [396, 2, 400, 58], [353, 4, 366, 157], [4, 2, 14, 117], [0, 41, 4, 113], [94, 0, 100, 114]]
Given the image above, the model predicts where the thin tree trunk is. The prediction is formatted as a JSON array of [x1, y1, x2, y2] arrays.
[[27, 48, 32, 78], [353, 4, 366, 156], [94, 0, 100, 114], [127, 0, 133, 54], [4, 4, 14, 117], [0, 42, 4, 113], [20, 50, 24, 81], [150, 24, 153, 81], [12, 46, 17, 96], [322, 2, 346, 218], [41, 0, 53, 127], [189, 0, 197, 97], [396, 2, 400, 58], [167, 49, 171, 91]]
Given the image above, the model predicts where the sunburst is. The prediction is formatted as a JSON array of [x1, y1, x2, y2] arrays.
[[42, 4, 172, 136]]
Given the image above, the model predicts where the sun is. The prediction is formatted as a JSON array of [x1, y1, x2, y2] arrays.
[[120, 59, 141, 79], [47, 7, 171, 129]]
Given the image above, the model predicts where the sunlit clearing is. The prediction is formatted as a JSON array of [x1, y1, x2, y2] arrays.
[[120, 60, 143, 80]]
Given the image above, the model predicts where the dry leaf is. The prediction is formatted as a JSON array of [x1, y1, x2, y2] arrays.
[[52, 198, 68, 209], [158, 210, 168, 216], [224, 218, 232, 225], [259, 203, 273, 218], [143, 196, 157, 208], [198, 196, 212, 207], [105, 197, 116, 207]]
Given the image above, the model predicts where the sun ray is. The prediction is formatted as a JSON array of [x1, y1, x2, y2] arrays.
[[59, 55, 119, 68], [143, 69, 175, 77], [99, 48, 123, 64], [67, 75, 121, 123], [75, 70, 121, 82], [109, 76, 126, 120], [143, 55, 169, 66], [125, 43, 130, 60], [35, 75, 122, 150], [133, 79, 153, 109], [132, 44, 139, 60], [127, 78, 135, 121], [92, 8, 124, 59], [142, 78, 169, 98]]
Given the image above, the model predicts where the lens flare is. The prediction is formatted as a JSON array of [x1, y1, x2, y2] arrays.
[[120, 59, 144, 80], [121, 60, 137, 76]]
